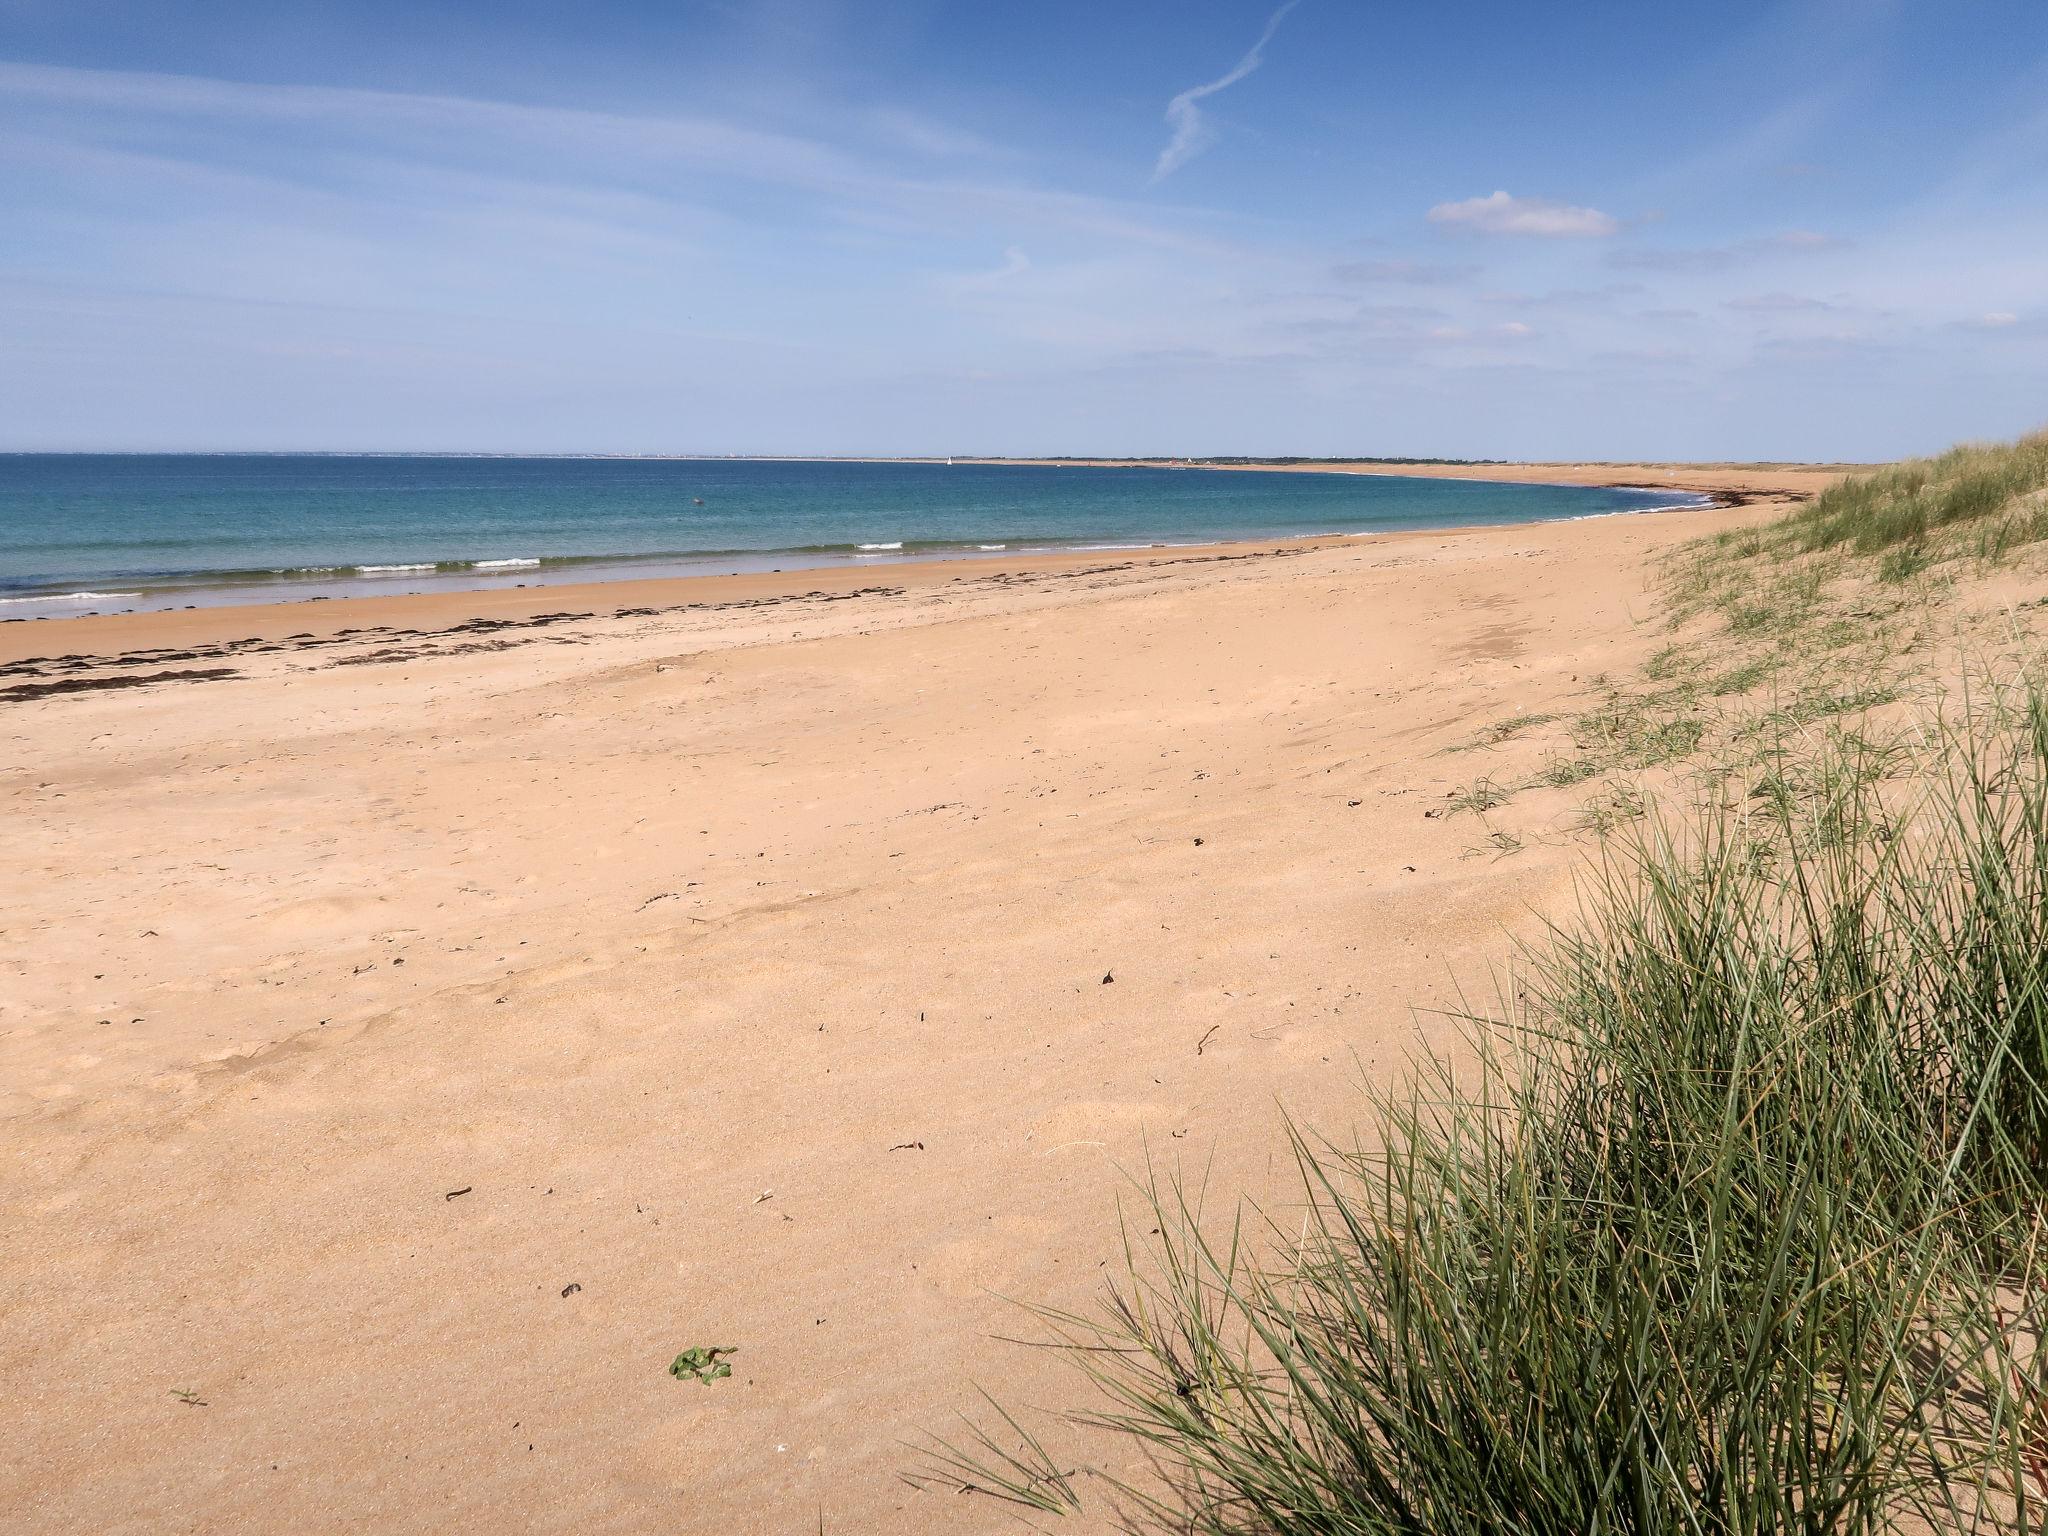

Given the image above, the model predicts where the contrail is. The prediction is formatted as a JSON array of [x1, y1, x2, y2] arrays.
[[1151, 0, 1303, 183]]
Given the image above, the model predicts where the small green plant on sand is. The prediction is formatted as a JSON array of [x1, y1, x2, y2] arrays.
[[669, 1346, 737, 1384], [1444, 776, 1512, 816], [1530, 754, 1597, 789], [1480, 827, 1523, 857]]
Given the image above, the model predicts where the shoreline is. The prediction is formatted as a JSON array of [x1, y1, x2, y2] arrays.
[[0, 538, 1321, 678], [0, 484, 1782, 675], [0, 461, 1832, 658]]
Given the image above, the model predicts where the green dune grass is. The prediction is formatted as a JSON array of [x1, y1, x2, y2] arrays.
[[921, 685, 2048, 1531], [1782, 431, 2048, 560]]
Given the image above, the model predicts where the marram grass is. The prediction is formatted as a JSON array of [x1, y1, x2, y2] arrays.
[[916, 682, 2048, 1532], [1780, 431, 2048, 559]]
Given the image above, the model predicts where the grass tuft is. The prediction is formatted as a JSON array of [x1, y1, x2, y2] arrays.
[[1782, 431, 2048, 557], [919, 680, 2048, 1532], [1444, 776, 1513, 816]]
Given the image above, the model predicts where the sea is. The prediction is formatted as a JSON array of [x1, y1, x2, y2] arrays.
[[0, 455, 1710, 617]]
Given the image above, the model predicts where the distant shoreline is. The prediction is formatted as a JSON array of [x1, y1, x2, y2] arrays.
[[2, 458, 1777, 623], [0, 448, 1872, 471]]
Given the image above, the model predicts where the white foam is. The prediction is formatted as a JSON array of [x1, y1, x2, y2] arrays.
[[856, 542, 904, 552], [1569, 496, 1709, 521], [356, 563, 435, 574], [472, 558, 541, 569], [976, 544, 1007, 550], [0, 591, 143, 607]]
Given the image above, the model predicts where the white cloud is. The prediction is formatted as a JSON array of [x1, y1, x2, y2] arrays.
[[1977, 310, 2020, 328], [945, 246, 1033, 292], [1151, 1, 1302, 183], [1426, 190, 1619, 238], [1726, 292, 1835, 313]]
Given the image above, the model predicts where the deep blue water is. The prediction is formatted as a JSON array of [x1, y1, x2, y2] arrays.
[[0, 455, 1705, 615]]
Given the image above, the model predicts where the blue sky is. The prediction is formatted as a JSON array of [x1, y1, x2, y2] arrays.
[[1, 0, 2044, 458]]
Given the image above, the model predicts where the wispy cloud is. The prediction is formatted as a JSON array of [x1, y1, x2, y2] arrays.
[[1151, 1, 1302, 183], [1331, 258, 1476, 286], [862, 106, 1011, 161], [944, 245, 1033, 292], [1952, 310, 2022, 331], [1475, 282, 1642, 308], [0, 59, 1254, 261], [1423, 320, 1536, 345], [1426, 190, 1618, 238], [1726, 291, 1836, 312], [1611, 230, 1845, 271]]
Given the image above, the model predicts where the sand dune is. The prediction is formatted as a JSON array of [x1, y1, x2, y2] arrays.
[[2, 484, 1803, 1531]]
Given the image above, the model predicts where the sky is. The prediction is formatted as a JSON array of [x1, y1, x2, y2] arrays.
[[1, 0, 2045, 459]]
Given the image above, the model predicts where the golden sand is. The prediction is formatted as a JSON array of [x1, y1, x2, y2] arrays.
[[2, 471, 1823, 1531]]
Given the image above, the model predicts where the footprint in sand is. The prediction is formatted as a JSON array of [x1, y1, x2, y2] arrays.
[[253, 892, 391, 937], [926, 1214, 1061, 1298]]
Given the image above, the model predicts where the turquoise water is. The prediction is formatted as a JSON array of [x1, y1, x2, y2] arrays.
[[0, 455, 1707, 616]]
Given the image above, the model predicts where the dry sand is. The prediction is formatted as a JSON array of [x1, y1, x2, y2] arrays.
[[1, 472, 1821, 1532]]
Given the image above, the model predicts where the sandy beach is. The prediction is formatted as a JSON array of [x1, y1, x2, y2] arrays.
[[2, 471, 1824, 1532]]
